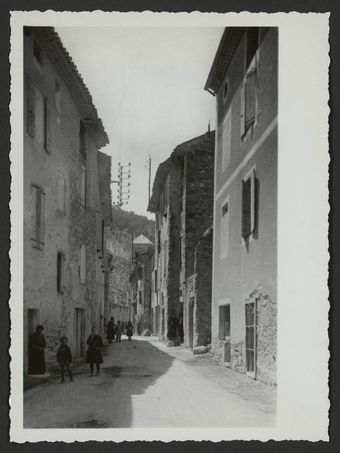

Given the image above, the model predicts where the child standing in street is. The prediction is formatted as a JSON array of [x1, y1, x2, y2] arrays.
[[115, 321, 122, 343], [56, 337, 73, 383]]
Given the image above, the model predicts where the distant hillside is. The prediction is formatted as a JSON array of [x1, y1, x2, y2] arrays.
[[111, 206, 154, 240]]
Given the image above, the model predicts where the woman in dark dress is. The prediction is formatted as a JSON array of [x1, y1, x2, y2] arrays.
[[28, 325, 46, 375], [86, 327, 103, 375]]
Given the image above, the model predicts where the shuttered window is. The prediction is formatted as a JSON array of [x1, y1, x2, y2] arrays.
[[57, 252, 65, 293], [242, 170, 258, 239], [31, 185, 45, 248], [240, 28, 259, 139], [43, 96, 51, 153]]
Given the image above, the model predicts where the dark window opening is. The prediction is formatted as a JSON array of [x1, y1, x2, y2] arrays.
[[242, 173, 258, 239], [222, 202, 229, 217], [223, 81, 229, 100], [57, 252, 64, 293], [79, 121, 86, 156]]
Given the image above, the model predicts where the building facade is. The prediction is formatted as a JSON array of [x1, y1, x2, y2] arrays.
[[148, 132, 215, 346], [205, 27, 278, 384], [24, 27, 111, 373], [104, 229, 132, 325], [130, 234, 154, 334]]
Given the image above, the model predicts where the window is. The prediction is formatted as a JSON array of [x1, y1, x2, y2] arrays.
[[220, 200, 230, 259], [180, 235, 185, 270], [56, 174, 66, 213], [222, 109, 231, 171], [31, 184, 45, 248], [139, 291, 142, 304], [157, 230, 161, 254], [79, 121, 86, 156], [223, 80, 229, 101], [154, 269, 158, 292], [219, 305, 230, 340], [242, 169, 258, 239], [80, 164, 86, 206], [241, 28, 259, 139], [79, 244, 86, 283], [25, 76, 51, 151], [57, 252, 65, 293]]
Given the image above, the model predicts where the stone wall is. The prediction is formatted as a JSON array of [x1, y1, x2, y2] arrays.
[[23, 29, 109, 372], [193, 227, 213, 347]]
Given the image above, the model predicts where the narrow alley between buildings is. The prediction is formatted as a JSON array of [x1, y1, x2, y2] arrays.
[[24, 337, 276, 429]]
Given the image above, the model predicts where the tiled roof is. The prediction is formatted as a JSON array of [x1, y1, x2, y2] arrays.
[[204, 27, 245, 95], [31, 27, 109, 148]]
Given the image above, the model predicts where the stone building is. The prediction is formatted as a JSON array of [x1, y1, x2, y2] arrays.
[[148, 132, 215, 345], [130, 234, 154, 334], [104, 229, 132, 325], [24, 27, 111, 373], [205, 27, 278, 384]]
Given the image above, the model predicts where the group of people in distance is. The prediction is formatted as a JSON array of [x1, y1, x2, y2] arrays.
[[28, 318, 133, 384], [106, 317, 133, 343]]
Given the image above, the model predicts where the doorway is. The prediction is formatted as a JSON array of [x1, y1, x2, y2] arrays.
[[75, 308, 85, 358], [27, 308, 39, 374], [245, 301, 257, 379]]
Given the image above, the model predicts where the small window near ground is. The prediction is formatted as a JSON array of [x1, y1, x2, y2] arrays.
[[219, 305, 230, 340]]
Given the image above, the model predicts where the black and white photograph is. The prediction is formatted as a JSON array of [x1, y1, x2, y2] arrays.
[[9, 11, 329, 443]]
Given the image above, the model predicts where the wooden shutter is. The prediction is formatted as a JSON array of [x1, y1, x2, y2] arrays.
[[44, 97, 52, 152], [26, 74, 35, 138], [242, 179, 251, 238], [250, 170, 256, 234], [240, 81, 245, 138], [245, 68, 257, 131]]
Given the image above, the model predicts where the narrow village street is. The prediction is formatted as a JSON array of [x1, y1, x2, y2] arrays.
[[24, 337, 276, 428]]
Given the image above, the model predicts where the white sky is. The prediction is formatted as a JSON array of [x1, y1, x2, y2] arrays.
[[56, 27, 224, 218]]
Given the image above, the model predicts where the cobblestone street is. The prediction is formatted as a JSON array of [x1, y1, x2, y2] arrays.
[[24, 337, 276, 428]]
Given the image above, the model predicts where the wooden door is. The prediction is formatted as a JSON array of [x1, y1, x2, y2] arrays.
[[245, 301, 257, 379]]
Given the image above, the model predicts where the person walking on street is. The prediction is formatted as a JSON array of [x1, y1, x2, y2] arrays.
[[86, 327, 103, 375], [115, 321, 122, 343], [126, 321, 133, 341], [28, 325, 46, 375], [106, 317, 115, 343], [56, 337, 73, 383]]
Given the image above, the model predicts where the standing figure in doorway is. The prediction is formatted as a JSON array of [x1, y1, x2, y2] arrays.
[[126, 321, 133, 341], [86, 327, 103, 375], [28, 325, 46, 375], [106, 317, 115, 343]]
